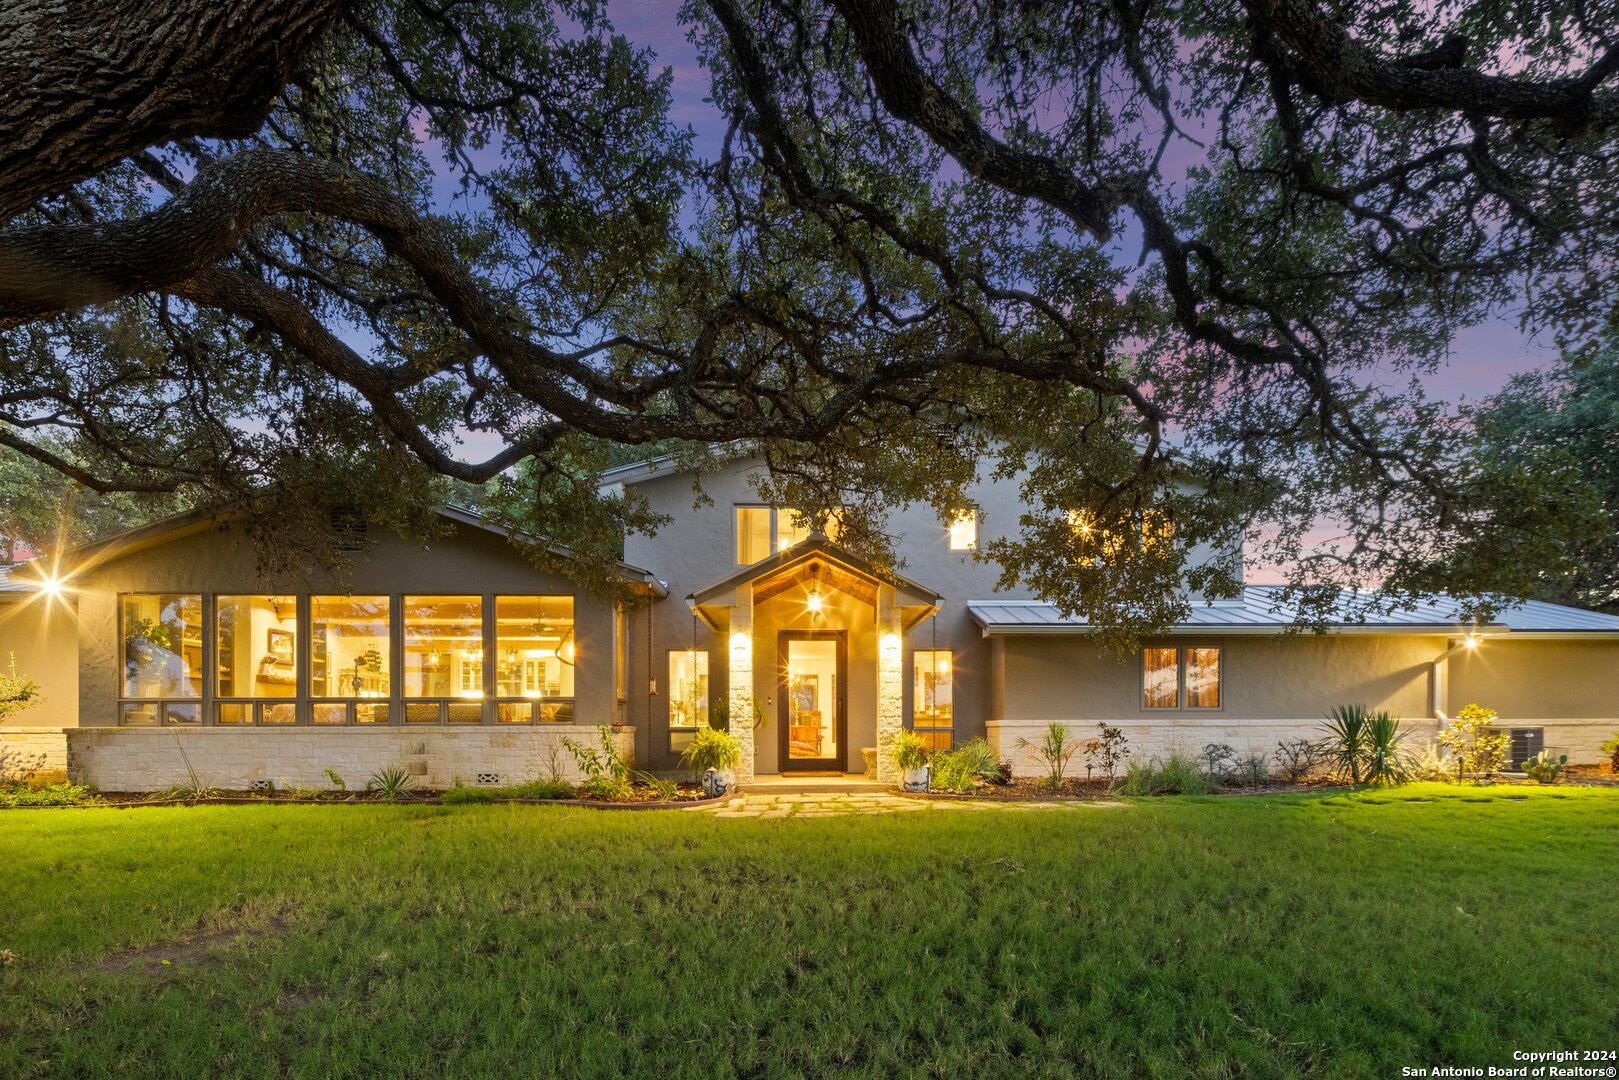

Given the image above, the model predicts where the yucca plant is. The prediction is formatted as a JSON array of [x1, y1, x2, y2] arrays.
[[1016, 722, 1080, 790], [1321, 705, 1372, 785], [929, 737, 1000, 793], [1362, 711, 1408, 786], [366, 765, 415, 802]]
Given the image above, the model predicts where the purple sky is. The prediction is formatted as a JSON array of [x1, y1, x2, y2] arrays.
[[604, 3, 1559, 405]]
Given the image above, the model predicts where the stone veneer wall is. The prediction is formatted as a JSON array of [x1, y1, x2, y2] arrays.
[[987, 716, 1617, 774], [0, 728, 72, 783], [67, 726, 636, 792]]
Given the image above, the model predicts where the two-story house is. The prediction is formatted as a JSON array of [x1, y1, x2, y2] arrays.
[[3, 453, 1616, 790]]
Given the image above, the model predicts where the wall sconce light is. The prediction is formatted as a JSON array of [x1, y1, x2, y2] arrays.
[[806, 589, 823, 615]]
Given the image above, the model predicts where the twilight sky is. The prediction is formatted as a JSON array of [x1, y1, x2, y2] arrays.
[[604, 1, 1562, 406]]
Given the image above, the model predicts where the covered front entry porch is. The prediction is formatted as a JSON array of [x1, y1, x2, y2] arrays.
[[687, 534, 940, 784]]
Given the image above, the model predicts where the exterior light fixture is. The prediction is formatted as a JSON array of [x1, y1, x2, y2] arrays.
[[806, 589, 823, 615], [37, 576, 63, 598], [1464, 634, 1480, 649]]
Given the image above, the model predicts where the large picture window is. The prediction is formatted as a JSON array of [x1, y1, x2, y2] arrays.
[[403, 595, 484, 724], [668, 649, 709, 750], [913, 649, 953, 750], [310, 596, 391, 701], [494, 596, 575, 723], [119, 594, 202, 724], [215, 595, 297, 700]]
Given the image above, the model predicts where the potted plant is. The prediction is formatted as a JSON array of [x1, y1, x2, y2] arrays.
[[892, 730, 931, 792], [680, 725, 743, 797]]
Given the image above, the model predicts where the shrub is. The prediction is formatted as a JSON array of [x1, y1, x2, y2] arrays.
[[891, 730, 931, 772], [1118, 752, 1211, 796], [636, 771, 680, 801], [1234, 753, 1271, 790], [1363, 712, 1409, 787], [0, 781, 99, 808], [1406, 742, 1456, 783], [1016, 723, 1080, 789], [565, 726, 633, 801], [1322, 705, 1372, 784], [443, 779, 575, 803], [1199, 743, 1237, 782], [930, 738, 999, 793], [0, 652, 41, 721], [366, 766, 415, 801], [1083, 723, 1130, 785], [1523, 751, 1568, 785], [323, 767, 348, 791], [1601, 733, 1619, 774], [1437, 703, 1510, 780], [1273, 738, 1325, 784], [679, 725, 742, 777]]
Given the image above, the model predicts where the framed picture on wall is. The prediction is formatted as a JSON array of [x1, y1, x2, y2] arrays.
[[266, 628, 294, 666]]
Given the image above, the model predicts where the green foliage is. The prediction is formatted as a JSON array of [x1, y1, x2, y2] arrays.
[[1082, 724, 1130, 786], [1199, 743, 1237, 782], [323, 767, 347, 791], [1523, 752, 1568, 785], [0, 781, 99, 808], [366, 766, 415, 802], [1602, 733, 1619, 773], [1437, 704, 1510, 780], [1015, 723, 1079, 789], [1362, 713, 1410, 787], [443, 780, 575, 803], [565, 726, 633, 800], [678, 725, 742, 776], [1321, 705, 1372, 785], [635, 772, 679, 801], [929, 738, 1000, 794], [1406, 742, 1457, 784], [0, 653, 41, 721], [1234, 753, 1271, 790], [891, 730, 931, 772], [1118, 753, 1212, 796]]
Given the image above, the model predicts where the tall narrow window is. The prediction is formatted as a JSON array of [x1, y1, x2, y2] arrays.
[[1186, 647, 1221, 709], [1142, 647, 1179, 709], [495, 596, 575, 723], [310, 597, 392, 722], [668, 649, 709, 750], [403, 595, 483, 724], [948, 510, 977, 551], [213, 595, 298, 724], [119, 594, 203, 724], [776, 510, 811, 551], [736, 506, 773, 564], [913, 649, 953, 750]]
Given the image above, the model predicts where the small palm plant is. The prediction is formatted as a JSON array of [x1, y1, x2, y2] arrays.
[[367, 766, 416, 801], [1322, 705, 1372, 785], [1016, 722, 1080, 790], [1362, 711, 1408, 786]]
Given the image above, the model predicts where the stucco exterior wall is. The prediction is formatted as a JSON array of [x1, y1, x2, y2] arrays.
[[989, 633, 1619, 770], [0, 596, 80, 728], [67, 726, 635, 792]]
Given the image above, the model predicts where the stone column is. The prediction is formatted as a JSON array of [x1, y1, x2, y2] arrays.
[[728, 585, 755, 784], [876, 585, 903, 784]]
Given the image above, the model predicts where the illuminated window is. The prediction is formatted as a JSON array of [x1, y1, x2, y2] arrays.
[[736, 506, 773, 564], [776, 510, 811, 551], [119, 594, 202, 724], [1142, 646, 1222, 709], [494, 596, 575, 722], [1068, 508, 1173, 557], [215, 594, 297, 698], [669, 649, 710, 750], [1143, 647, 1179, 709], [1186, 647, 1221, 709], [913, 649, 953, 750], [948, 510, 977, 551], [403, 595, 483, 697], [311, 596, 391, 699]]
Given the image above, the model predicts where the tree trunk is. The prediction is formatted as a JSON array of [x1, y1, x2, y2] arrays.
[[0, 0, 347, 223]]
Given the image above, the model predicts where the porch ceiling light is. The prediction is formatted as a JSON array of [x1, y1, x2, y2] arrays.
[[36, 575, 64, 598], [806, 588, 823, 615], [1464, 633, 1480, 649]]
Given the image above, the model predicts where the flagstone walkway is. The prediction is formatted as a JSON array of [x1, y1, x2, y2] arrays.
[[688, 792, 1122, 817]]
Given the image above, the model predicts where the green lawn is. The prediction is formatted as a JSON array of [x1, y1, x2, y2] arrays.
[[1, 786, 1615, 1078]]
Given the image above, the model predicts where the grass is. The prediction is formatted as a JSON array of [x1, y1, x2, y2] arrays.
[[1, 784, 1615, 1077]]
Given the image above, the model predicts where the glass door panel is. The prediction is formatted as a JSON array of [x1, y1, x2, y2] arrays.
[[782, 636, 841, 766]]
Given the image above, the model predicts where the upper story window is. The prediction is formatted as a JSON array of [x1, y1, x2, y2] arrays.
[[1142, 646, 1222, 710], [1068, 508, 1174, 557], [735, 506, 843, 565], [948, 510, 977, 551]]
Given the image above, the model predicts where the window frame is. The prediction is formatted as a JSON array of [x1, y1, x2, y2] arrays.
[[117, 592, 205, 726], [911, 648, 954, 750], [1139, 643, 1224, 712], [733, 504, 841, 565], [947, 510, 978, 552], [491, 594, 577, 725]]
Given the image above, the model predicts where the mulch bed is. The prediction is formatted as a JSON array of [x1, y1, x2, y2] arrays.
[[15, 785, 724, 810]]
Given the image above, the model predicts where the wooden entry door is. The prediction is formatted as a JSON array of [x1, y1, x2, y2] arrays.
[[777, 630, 847, 772]]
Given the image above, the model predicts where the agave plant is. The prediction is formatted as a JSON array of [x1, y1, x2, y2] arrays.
[[1362, 712, 1409, 786], [1321, 705, 1372, 785], [367, 765, 416, 802]]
